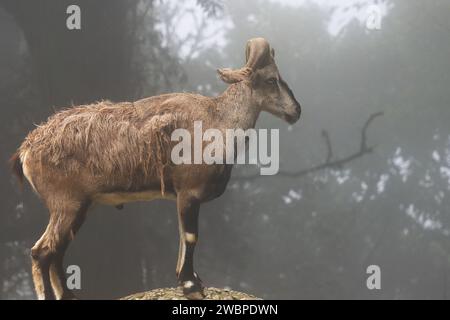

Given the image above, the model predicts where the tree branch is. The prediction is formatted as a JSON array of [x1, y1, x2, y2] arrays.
[[234, 112, 383, 181]]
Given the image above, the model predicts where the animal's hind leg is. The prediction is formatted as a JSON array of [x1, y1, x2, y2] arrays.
[[31, 198, 88, 300], [31, 222, 56, 300], [49, 201, 89, 300]]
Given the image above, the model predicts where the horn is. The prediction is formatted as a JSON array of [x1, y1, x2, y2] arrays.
[[217, 37, 273, 84], [244, 37, 272, 70]]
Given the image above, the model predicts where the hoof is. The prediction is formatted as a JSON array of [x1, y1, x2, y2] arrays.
[[182, 281, 205, 300]]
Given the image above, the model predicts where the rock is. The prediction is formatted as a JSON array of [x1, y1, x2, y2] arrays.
[[121, 287, 261, 300]]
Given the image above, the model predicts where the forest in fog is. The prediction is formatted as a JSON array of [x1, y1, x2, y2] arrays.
[[0, 0, 449, 299]]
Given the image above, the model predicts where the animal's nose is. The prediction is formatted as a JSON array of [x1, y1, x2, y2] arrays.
[[295, 102, 301, 120]]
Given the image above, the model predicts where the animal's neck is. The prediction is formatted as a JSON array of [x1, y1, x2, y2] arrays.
[[216, 82, 260, 130]]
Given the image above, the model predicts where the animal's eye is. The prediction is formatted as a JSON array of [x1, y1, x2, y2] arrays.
[[265, 78, 277, 85]]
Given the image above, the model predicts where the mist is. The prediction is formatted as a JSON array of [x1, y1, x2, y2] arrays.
[[0, 0, 449, 299]]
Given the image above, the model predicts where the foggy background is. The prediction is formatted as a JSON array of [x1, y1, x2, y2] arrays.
[[0, 0, 449, 299]]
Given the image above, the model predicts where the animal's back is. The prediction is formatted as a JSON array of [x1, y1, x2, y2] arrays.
[[17, 93, 217, 193], [22, 94, 213, 159]]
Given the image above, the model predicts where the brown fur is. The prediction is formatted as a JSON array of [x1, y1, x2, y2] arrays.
[[11, 38, 301, 300], [18, 99, 189, 193]]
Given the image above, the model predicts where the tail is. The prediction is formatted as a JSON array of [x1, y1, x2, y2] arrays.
[[9, 151, 24, 189]]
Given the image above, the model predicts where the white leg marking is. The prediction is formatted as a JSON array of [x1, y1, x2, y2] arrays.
[[185, 232, 197, 243]]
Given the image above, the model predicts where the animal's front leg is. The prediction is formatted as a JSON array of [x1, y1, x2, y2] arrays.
[[176, 194, 204, 300]]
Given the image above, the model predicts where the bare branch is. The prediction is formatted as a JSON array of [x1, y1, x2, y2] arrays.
[[234, 112, 384, 181], [361, 112, 383, 152]]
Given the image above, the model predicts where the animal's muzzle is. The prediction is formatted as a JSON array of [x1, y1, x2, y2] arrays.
[[286, 103, 301, 124]]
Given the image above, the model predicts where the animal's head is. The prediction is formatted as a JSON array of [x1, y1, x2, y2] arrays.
[[218, 38, 301, 124]]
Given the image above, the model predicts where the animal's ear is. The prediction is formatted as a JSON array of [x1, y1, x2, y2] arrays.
[[217, 67, 252, 84], [270, 47, 275, 58]]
